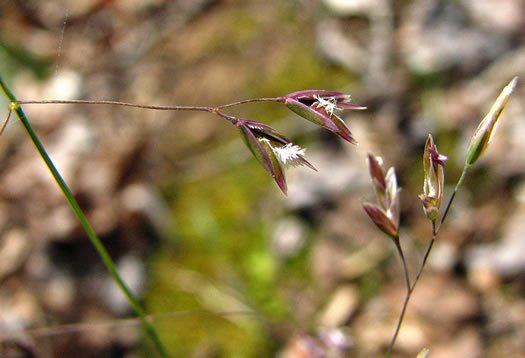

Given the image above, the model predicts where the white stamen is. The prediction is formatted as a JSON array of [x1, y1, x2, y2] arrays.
[[313, 95, 340, 117], [259, 138, 308, 167], [274, 143, 307, 167]]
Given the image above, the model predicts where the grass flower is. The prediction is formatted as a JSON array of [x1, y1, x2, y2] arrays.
[[363, 153, 401, 240], [236, 119, 316, 194], [465, 76, 518, 166], [419, 134, 447, 221], [279, 90, 366, 144]]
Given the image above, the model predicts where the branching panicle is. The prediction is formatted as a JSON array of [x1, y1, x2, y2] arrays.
[[1, 71, 519, 358]]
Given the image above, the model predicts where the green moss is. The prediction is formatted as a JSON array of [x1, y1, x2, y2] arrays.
[[147, 248, 272, 357], [148, 157, 290, 355]]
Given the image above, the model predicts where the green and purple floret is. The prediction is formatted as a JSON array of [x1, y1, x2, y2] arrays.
[[362, 153, 401, 240], [235, 118, 316, 194], [279, 90, 366, 144], [419, 135, 448, 221], [233, 90, 364, 193], [465, 76, 518, 166]]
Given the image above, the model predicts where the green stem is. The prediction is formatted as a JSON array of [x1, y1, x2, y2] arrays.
[[385, 238, 411, 358], [393, 237, 411, 290], [0, 75, 170, 358], [385, 285, 411, 358], [437, 164, 470, 232], [386, 223, 437, 358]]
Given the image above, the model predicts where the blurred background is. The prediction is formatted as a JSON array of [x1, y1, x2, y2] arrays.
[[0, 0, 525, 357]]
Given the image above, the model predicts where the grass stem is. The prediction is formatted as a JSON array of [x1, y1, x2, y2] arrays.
[[0, 74, 170, 358]]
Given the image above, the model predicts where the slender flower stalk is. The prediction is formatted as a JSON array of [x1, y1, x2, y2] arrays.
[[6, 90, 362, 191], [1, 106, 12, 135], [386, 226, 437, 358]]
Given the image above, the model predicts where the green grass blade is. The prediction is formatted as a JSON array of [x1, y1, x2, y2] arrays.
[[0, 74, 170, 358]]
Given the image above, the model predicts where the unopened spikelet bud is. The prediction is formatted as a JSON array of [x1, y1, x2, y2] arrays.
[[465, 76, 518, 166], [363, 153, 401, 240], [419, 134, 447, 221], [416, 348, 430, 358], [279, 90, 366, 144], [363, 203, 399, 239], [384, 167, 400, 223], [368, 153, 386, 198], [236, 119, 316, 194]]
